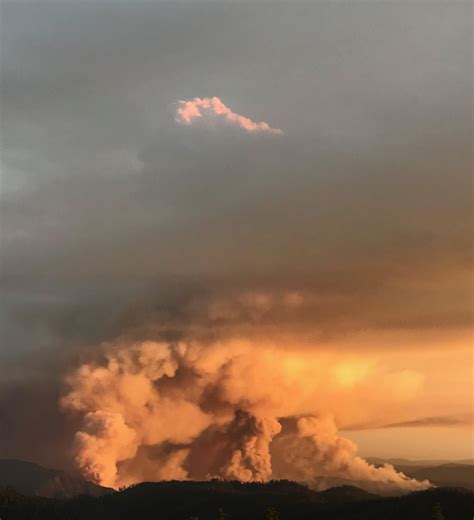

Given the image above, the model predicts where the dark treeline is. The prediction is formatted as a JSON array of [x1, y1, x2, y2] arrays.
[[1, 480, 473, 520]]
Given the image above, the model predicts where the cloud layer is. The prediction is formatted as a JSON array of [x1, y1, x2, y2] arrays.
[[175, 97, 283, 135]]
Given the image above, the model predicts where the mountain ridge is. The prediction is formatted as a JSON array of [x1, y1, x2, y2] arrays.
[[0, 459, 112, 498], [1, 480, 473, 519]]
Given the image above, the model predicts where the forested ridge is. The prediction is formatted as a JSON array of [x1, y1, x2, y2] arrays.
[[1, 480, 473, 520]]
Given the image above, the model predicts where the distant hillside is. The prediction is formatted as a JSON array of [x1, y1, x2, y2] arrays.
[[397, 464, 474, 491], [0, 480, 473, 519], [0, 459, 112, 498], [367, 457, 474, 467], [366, 458, 474, 490]]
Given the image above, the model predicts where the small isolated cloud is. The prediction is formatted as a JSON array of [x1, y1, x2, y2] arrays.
[[175, 96, 283, 135]]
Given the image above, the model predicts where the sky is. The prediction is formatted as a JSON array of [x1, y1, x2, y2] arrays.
[[0, 0, 472, 484]]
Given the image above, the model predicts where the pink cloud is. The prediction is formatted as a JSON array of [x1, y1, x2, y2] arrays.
[[175, 97, 283, 135]]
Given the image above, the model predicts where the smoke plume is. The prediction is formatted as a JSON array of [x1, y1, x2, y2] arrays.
[[271, 416, 429, 493], [62, 311, 430, 493]]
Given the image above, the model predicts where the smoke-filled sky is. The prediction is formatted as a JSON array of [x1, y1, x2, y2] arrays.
[[0, 0, 472, 487]]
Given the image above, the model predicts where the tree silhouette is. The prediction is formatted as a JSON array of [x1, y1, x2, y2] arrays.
[[432, 502, 446, 520], [265, 507, 280, 520]]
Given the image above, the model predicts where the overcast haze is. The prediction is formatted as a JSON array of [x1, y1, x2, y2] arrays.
[[0, 1, 472, 477]]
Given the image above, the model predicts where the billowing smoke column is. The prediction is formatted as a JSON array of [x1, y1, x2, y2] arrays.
[[62, 326, 430, 493]]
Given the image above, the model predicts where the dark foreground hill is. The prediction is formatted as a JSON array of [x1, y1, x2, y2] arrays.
[[0, 459, 112, 498], [1, 480, 473, 520]]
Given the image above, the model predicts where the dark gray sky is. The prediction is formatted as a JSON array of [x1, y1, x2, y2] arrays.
[[0, 1, 472, 467]]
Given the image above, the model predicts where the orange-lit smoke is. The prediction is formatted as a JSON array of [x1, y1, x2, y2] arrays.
[[62, 334, 430, 493]]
